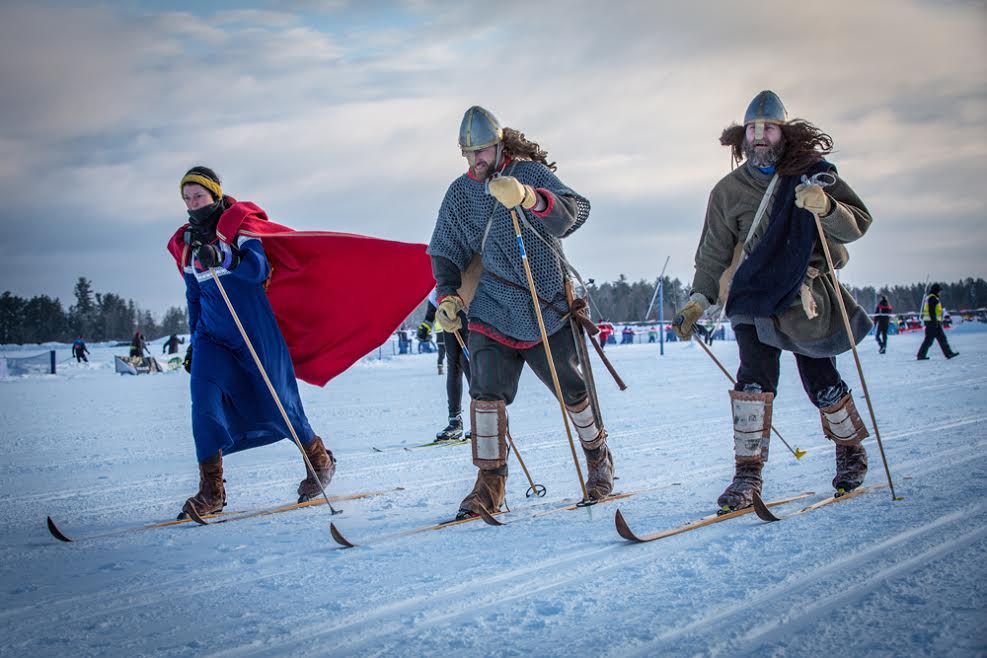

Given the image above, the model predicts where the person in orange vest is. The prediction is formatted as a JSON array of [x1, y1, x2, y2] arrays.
[[917, 284, 958, 360]]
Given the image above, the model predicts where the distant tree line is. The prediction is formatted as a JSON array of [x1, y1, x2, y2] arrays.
[[3, 276, 986, 344], [0, 277, 188, 345], [586, 276, 987, 323]]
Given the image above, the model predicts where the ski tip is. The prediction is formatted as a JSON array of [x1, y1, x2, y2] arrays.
[[372, 447, 383, 453], [751, 491, 782, 522], [476, 505, 504, 527], [330, 522, 356, 548], [46, 516, 73, 543], [613, 509, 643, 543]]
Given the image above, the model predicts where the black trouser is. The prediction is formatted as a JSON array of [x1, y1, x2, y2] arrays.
[[74, 351, 87, 363], [875, 320, 889, 351], [917, 323, 953, 358], [734, 324, 847, 408], [469, 324, 587, 407], [443, 326, 471, 417]]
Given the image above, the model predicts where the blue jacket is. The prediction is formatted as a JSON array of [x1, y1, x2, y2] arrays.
[[183, 235, 314, 462]]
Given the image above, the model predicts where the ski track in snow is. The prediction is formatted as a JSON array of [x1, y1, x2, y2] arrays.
[[1, 330, 985, 657]]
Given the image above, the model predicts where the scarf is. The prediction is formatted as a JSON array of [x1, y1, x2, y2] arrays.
[[726, 160, 835, 318]]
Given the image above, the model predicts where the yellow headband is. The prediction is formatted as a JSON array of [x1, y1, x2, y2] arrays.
[[180, 174, 223, 200]]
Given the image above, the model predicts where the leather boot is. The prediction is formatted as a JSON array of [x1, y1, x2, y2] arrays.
[[456, 465, 507, 520], [717, 389, 772, 512], [584, 442, 614, 500], [833, 443, 868, 494], [180, 451, 225, 520], [717, 457, 764, 512], [297, 436, 336, 503]]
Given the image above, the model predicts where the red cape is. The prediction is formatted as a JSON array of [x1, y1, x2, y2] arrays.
[[168, 200, 434, 387]]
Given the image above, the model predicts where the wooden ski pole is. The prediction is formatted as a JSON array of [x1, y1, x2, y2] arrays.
[[453, 330, 546, 497], [209, 268, 340, 514], [802, 173, 900, 501], [690, 325, 805, 460], [508, 207, 590, 503]]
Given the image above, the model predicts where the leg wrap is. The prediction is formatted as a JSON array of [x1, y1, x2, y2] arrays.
[[471, 399, 508, 469], [566, 397, 606, 450], [730, 389, 773, 462], [820, 393, 869, 446]]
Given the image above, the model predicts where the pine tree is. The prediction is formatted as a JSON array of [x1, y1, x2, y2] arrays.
[[70, 277, 96, 338]]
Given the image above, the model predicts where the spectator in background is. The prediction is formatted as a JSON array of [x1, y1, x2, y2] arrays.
[[917, 284, 958, 360], [417, 296, 443, 363], [598, 321, 614, 349], [874, 296, 892, 354], [397, 327, 411, 354], [163, 333, 185, 355], [648, 326, 657, 343], [704, 319, 717, 345], [130, 330, 149, 359], [621, 326, 635, 344], [72, 336, 90, 363]]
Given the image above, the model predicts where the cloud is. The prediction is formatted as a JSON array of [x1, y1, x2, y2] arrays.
[[0, 0, 984, 317]]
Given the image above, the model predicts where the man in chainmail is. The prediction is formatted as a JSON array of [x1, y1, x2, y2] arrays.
[[428, 105, 614, 520], [674, 91, 874, 512]]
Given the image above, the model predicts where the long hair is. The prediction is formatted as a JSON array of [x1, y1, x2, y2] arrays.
[[720, 119, 834, 176], [501, 127, 557, 171]]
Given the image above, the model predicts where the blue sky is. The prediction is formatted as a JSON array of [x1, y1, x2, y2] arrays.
[[0, 0, 984, 316]]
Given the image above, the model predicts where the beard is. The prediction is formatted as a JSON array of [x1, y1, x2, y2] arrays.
[[743, 136, 785, 169], [468, 155, 494, 179]]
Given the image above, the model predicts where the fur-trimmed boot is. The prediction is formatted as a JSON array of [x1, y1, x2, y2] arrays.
[[180, 451, 226, 520], [456, 399, 509, 519], [566, 397, 615, 501], [584, 443, 615, 501], [833, 443, 868, 494], [297, 436, 336, 503], [819, 392, 870, 494], [717, 458, 764, 512], [456, 465, 507, 520], [717, 390, 773, 513]]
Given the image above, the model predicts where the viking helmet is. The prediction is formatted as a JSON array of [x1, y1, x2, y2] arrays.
[[744, 90, 789, 139], [458, 106, 503, 152]]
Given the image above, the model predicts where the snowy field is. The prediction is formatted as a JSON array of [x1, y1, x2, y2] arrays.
[[2, 326, 986, 657]]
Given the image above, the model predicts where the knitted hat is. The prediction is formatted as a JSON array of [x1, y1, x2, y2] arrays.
[[930, 283, 942, 294], [180, 166, 223, 201]]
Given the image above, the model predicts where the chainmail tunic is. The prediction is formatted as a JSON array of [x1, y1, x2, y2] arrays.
[[428, 160, 590, 343]]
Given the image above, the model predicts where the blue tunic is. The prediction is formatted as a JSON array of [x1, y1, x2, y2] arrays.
[[184, 235, 315, 463]]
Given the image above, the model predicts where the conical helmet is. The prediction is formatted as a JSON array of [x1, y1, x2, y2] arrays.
[[458, 106, 503, 151], [744, 90, 789, 126]]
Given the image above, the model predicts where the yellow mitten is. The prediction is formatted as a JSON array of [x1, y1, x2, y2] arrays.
[[436, 295, 465, 332], [794, 183, 831, 215], [672, 300, 705, 340], [488, 176, 537, 210]]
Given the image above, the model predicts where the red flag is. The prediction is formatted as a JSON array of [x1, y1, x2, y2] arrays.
[[168, 200, 434, 387]]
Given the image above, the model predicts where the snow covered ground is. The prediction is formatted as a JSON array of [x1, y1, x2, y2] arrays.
[[2, 326, 985, 657]]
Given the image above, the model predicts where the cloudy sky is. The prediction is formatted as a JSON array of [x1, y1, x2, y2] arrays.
[[1, 0, 984, 316]]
